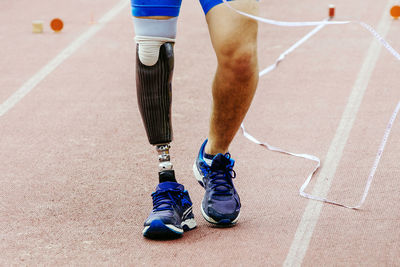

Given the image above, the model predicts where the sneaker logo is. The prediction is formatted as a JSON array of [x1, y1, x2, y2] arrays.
[[182, 206, 193, 218]]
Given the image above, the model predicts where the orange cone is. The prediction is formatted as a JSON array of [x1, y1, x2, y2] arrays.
[[50, 18, 64, 32], [329, 5, 335, 19], [390, 5, 400, 19]]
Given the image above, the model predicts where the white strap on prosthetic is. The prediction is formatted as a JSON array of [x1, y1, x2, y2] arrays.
[[133, 17, 178, 66], [222, 0, 400, 209], [135, 36, 175, 66]]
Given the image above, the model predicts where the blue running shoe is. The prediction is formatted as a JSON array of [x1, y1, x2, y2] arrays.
[[193, 140, 241, 226], [143, 182, 197, 239]]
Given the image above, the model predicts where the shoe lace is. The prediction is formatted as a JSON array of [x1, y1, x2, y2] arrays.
[[209, 153, 236, 196], [151, 189, 182, 212]]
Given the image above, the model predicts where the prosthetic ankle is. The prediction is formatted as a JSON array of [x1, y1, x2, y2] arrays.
[[156, 143, 176, 182]]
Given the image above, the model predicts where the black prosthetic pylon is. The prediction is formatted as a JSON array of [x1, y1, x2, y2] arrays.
[[136, 43, 174, 145]]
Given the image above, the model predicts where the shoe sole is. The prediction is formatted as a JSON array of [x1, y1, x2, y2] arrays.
[[143, 218, 197, 240], [192, 161, 240, 226], [200, 204, 240, 226]]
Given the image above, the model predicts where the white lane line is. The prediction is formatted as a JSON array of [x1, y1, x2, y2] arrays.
[[0, 0, 128, 117], [283, 1, 396, 266]]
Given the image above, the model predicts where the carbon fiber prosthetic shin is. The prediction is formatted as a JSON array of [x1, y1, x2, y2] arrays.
[[136, 42, 176, 180]]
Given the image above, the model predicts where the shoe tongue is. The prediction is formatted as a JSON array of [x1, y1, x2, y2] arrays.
[[211, 153, 231, 170], [156, 181, 183, 191], [209, 154, 233, 195], [154, 182, 183, 210]]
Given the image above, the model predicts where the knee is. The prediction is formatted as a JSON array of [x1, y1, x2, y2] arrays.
[[216, 41, 258, 81]]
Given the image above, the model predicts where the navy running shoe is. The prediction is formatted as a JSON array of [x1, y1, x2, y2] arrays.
[[143, 182, 197, 239], [193, 140, 241, 226]]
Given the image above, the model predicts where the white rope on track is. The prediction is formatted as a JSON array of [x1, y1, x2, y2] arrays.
[[222, 0, 400, 209]]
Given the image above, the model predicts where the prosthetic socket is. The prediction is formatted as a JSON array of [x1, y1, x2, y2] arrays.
[[136, 40, 175, 177]]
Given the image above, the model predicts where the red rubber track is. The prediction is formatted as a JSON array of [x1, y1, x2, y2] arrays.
[[1, 0, 399, 265]]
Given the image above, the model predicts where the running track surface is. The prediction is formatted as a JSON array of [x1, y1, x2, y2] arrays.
[[1, 0, 400, 265]]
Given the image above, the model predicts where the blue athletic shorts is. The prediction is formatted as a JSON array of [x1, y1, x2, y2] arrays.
[[131, 0, 233, 17]]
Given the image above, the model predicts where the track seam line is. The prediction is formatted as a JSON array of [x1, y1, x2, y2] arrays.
[[0, 0, 128, 118], [283, 1, 396, 266]]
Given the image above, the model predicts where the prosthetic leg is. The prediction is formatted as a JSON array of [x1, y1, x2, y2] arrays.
[[132, 0, 198, 240], [136, 37, 176, 182]]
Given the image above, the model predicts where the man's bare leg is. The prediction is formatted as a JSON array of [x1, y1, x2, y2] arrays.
[[205, 0, 259, 155], [192, 0, 259, 226]]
